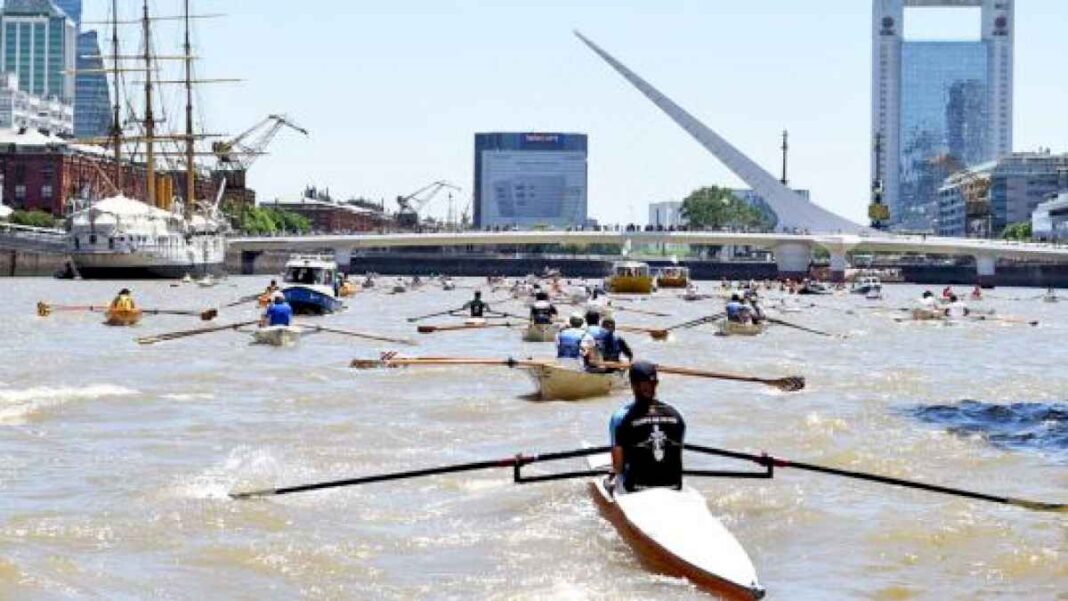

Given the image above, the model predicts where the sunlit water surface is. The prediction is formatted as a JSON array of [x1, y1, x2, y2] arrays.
[[1, 277, 1065, 600]]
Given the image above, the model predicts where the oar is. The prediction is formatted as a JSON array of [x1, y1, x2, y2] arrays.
[[306, 325, 416, 346], [350, 356, 549, 369], [36, 302, 106, 316], [970, 315, 1039, 327], [766, 317, 843, 338], [407, 308, 463, 323], [593, 361, 805, 392], [136, 320, 258, 345], [616, 325, 669, 341], [142, 308, 218, 321], [417, 322, 518, 334], [613, 305, 671, 318], [221, 293, 264, 308], [663, 313, 724, 332], [229, 446, 611, 499], [684, 444, 1066, 513]]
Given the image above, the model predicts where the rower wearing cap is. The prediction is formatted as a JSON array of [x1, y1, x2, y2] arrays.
[[585, 317, 634, 372], [725, 294, 749, 323], [529, 291, 558, 325], [607, 361, 686, 494], [556, 312, 587, 359], [261, 291, 293, 327], [110, 288, 136, 312]]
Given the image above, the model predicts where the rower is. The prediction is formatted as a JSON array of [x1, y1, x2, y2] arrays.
[[746, 296, 766, 324], [943, 294, 970, 319], [970, 284, 983, 301], [725, 294, 748, 323], [462, 291, 490, 318], [587, 317, 633, 371], [529, 291, 557, 325], [942, 285, 954, 301], [261, 291, 293, 327], [264, 279, 279, 294], [556, 312, 586, 359], [607, 361, 686, 494], [918, 290, 939, 309], [110, 288, 136, 311]]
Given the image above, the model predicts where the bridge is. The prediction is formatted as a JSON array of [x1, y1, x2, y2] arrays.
[[229, 230, 1068, 282]]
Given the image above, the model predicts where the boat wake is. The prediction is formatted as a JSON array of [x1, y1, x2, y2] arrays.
[[908, 400, 1068, 460], [0, 384, 137, 425]]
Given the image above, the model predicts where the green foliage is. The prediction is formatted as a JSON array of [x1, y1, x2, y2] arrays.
[[1001, 221, 1032, 241], [9, 209, 58, 228], [223, 203, 312, 235], [679, 186, 773, 231]]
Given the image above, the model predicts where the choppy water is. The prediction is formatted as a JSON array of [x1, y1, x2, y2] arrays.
[[1, 276, 1065, 600]]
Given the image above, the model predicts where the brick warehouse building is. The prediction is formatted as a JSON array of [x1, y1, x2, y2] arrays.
[[0, 128, 237, 215]]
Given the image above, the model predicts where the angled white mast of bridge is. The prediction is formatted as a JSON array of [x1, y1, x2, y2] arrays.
[[575, 31, 868, 235]]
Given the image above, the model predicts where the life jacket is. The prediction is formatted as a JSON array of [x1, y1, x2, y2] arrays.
[[585, 325, 608, 345], [111, 295, 135, 311], [601, 332, 626, 362], [614, 400, 685, 491], [556, 328, 585, 358], [530, 301, 554, 324]]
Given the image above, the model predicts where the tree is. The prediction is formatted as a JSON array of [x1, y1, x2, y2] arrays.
[[679, 186, 773, 231], [9, 210, 58, 228], [1001, 221, 1032, 241]]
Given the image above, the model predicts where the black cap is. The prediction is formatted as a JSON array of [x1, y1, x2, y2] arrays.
[[119, 288, 131, 295], [629, 360, 658, 383]]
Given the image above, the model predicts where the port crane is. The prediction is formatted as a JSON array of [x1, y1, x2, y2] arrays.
[[396, 180, 462, 228], [212, 114, 309, 171]]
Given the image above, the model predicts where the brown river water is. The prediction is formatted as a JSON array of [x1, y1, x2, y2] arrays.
[[0, 276, 1065, 600]]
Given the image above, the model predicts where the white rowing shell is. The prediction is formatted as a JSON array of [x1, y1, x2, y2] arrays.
[[586, 453, 764, 599]]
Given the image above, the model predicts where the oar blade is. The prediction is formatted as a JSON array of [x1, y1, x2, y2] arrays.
[[771, 376, 806, 392], [229, 487, 278, 500], [36, 302, 51, 317], [417, 325, 436, 334], [350, 358, 386, 369], [200, 308, 219, 321], [649, 329, 669, 341], [1010, 499, 1068, 513]]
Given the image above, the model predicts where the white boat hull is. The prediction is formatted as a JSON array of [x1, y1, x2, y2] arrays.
[[524, 363, 628, 401], [586, 454, 764, 599], [251, 325, 302, 347]]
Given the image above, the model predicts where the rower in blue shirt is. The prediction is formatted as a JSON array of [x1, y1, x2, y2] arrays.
[[725, 294, 748, 323], [261, 291, 293, 327], [556, 312, 587, 359]]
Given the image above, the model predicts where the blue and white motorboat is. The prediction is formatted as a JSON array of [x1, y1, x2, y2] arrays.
[[281, 255, 344, 315]]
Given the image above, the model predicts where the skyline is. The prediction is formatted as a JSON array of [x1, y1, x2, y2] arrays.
[[77, 0, 1068, 225]]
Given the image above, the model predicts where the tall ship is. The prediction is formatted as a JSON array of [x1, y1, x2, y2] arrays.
[[66, 0, 228, 278]]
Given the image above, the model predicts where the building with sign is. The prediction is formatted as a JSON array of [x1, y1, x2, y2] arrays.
[[871, 0, 1014, 232], [473, 132, 587, 229]]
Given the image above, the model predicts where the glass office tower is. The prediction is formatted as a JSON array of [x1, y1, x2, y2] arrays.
[[0, 0, 76, 102], [871, 0, 1014, 232]]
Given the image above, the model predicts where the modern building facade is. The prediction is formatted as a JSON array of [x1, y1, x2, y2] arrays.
[[52, 0, 80, 26], [473, 132, 587, 229], [872, 0, 1014, 232], [1032, 192, 1068, 242], [0, 71, 72, 134], [0, 0, 77, 103], [648, 201, 684, 228], [937, 152, 1068, 237], [73, 30, 109, 138]]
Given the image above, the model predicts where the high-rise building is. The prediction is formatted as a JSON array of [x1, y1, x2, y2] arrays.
[[473, 133, 588, 229], [0, 0, 77, 103], [52, 0, 80, 26], [871, 0, 1013, 232], [73, 30, 109, 138]]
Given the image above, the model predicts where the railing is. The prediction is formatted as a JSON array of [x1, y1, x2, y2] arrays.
[[0, 221, 67, 251]]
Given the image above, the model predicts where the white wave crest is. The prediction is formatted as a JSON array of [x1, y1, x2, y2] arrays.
[[0, 384, 137, 425]]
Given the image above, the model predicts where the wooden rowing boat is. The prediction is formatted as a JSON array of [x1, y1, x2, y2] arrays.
[[718, 320, 766, 337], [250, 325, 303, 347], [464, 317, 487, 326], [523, 362, 628, 401], [910, 308, 945, 321], [104, 308, 143, 326], [522, 322, 557, 342], [586, 453, 765, 599]]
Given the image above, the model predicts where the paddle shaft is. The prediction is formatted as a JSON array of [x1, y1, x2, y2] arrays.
[[407, 308, 461, 322], [766, 317, 836, 337], [684, 444, 1064, 513], [354, 357, 549, 369], [596, 361, 804, 391], [137, 320, 258, 344], [665, 313, 724, 332], [230, 446, 611, 499], [419, 322, 516, 333], [311, 325, 415, 346]]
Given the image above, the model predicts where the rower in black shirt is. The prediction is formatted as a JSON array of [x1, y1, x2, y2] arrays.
[[607, 361, 686, 493]]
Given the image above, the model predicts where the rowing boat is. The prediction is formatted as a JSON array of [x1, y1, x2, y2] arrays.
[[250, 325, 302, 347], [718, 320, 766, 337], [464, 317, 487, 326], [911, 308, 945, 321], [523, 362, 628, 401], [522, 322, 557, 342], [104, 308, 143, 326], [586, 453, 765, 599]]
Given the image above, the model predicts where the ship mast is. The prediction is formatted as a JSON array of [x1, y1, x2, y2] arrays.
[[110, 0, 123, 194], [141, 0, 157, 207], [183, 0, 195, 219]]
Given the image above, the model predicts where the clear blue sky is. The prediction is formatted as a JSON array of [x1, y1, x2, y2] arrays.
[[82, 1, 1068, 224]]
